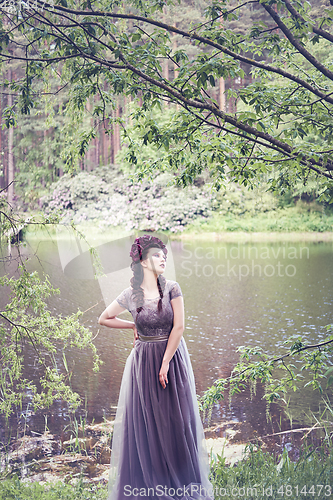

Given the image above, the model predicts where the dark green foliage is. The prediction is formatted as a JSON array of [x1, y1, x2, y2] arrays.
[[0, 0, 332, 200], [201, 325, 333, 416], [0, 266, 102, 418], [210, 442, 333, 500], [0, 477, 107, 500], [0, 197, 102, 418], [185, 208, 333, 232]]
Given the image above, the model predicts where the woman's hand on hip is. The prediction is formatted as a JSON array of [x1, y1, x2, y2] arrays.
[[159, 360, 169, 389]]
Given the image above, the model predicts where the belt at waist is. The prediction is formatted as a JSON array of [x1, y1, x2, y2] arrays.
[[138, 334, 169, 342]]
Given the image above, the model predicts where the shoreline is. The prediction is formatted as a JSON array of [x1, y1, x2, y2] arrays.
[[0, 420, 256, 486], [170, 231, 333, 242], [1, 418, 299, 486], [24, 225, 333, 244]]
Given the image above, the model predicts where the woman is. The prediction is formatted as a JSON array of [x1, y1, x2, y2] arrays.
[[99, 235, 214, 500]]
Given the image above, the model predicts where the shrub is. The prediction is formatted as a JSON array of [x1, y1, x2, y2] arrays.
[[40, 169, 333, 233], [40, 170, 213, 232]]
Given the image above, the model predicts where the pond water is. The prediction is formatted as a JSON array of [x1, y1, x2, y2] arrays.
[[1, 233, 333, 445]]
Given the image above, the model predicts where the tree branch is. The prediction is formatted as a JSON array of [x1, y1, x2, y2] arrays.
[[218, 337, 333, 393], [263, 2, 333, 81], [30, 0, 333, 105], [282, 0, 333, 44]]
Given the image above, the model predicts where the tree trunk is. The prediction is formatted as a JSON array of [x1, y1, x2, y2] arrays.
[[7, 68, 14, 205], [172, 37, 179, 111], [219, 77, 225, 111], [113, 98, 120, 161], [163, 7, 169, 107], [95, 127, 100, 168], [86, 98, 94, 171], [0, 88, 3, 190]]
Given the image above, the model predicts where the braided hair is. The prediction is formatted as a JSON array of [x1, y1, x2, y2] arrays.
[[130, 237, 167, 314]]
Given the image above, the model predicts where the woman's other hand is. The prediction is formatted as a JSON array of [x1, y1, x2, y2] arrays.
[[159, 360, 169, 389], [133, 325, 139, 347]]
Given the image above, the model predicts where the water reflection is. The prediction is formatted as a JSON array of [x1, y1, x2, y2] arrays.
[[1, 237, 332, 442]]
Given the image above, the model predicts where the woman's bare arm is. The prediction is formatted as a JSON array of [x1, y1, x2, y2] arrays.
[[98, 300, 136, 330], [159, 295, 185, 389]]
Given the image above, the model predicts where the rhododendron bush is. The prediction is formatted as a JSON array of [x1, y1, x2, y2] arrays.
[[41, 169, 213, 233]]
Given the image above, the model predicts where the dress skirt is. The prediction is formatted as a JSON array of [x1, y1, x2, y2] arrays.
[[108, 337, 214, 500]]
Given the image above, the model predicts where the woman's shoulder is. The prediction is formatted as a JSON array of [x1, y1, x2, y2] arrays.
[[118, 286, 132, 296], [165, 279, 179, 288], [165, 280, 183, 298], [115, 286, 133, 308]]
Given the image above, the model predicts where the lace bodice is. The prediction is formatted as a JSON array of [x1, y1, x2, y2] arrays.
[[115, 280, 183, 337]]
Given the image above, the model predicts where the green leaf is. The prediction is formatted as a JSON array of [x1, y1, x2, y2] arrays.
[[132, 33, 142, 42]]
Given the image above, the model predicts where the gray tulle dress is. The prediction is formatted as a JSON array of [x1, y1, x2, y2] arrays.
[[108, 280, 214, 500]]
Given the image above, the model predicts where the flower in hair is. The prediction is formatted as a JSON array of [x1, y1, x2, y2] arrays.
[[130, 235, 167, 263]]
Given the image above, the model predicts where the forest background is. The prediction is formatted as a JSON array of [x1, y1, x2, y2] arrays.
[[1, 0, 333, 234]]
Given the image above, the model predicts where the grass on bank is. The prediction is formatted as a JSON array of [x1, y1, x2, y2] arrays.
[[182, 207, 333, 234], [1, 441, 332, 500], [210, 441, 333, 499], [22, 206, 333, 246], [21, 206, 333, 248], [0, 478, 107, 500]]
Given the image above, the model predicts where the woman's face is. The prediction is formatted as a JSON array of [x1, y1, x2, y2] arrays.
[[141, 247, 166, 275]]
